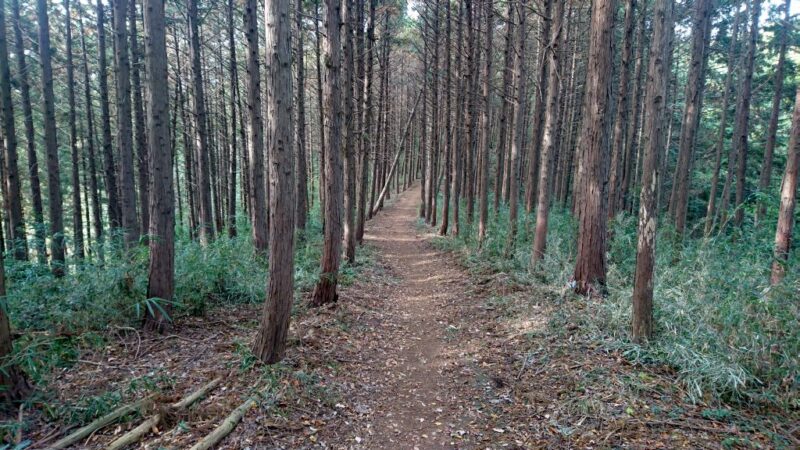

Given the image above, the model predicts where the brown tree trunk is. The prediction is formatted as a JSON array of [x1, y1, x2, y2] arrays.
[[452, 0, 465, 236], [770, 86, 800, 285], [632, 0, 674, 343], [607, 0, 636, 218], [439, 0, 453, 236], [98, 0, 121, 231], [79, 16, 104, 260], [244, 0, 268, 253], [295, 0, 308, 234], [64, 0, 84, 259], [142, 0, 174, 333], [343, 0, 357, 263], [130, 0, 149, 237], [315, 0, 326, 213], [496, 1, 515, 210], [756, 0, 791, 225], [188, 0, 215, 244], [226, 0, 238, 238], [505, 0, 528, 256], [704, 5, 742, 235], [0, 221, 29, 402], [37, 0, 66, 276], [0, 0, 26, 261], [525, 1, 552, 214], [477, 0, 493, 246], [668, 0, 712, 237], [311, 0, 344, 307], [572, 0, 614, 295], [357, 0, 377, 241], [253, 0, 295, 363], [531, 0, 564, 265]]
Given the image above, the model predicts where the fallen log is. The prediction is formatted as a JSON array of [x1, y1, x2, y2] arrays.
[[188, 395, 259, 450], [106, 377, 222, 450], [49, 395, 156, 449]]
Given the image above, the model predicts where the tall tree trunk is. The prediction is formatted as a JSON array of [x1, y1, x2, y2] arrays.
[[295, 0, 308, 234], [668, 0, 712, 237], [357, 0, 377, 241], [244, 0, 268, 253], [439, 0, 453, 235], [130, 0, 149, 237], [37, 0, 66, 276], [770, 86, 800, 285], [477, 0, 493, 246], [64, 0, 84, 259], [426, 2, 439, 225], [342, 0, 356, 263], [0, 0, 26, 261], [632, 0, 674, 342], [756, 0, 791, 225], [525, 0, 552, 214], [188, 0, 215, 244], [0, 220, 29, 402], [311, 0, 344, 307], [226, 0, 238, 237], [79, 16, 104, 260], [11, 0, 44, 263], [505, 0, 528, 256], [253, 0, 295, 363], [142, 0, 174, 333], [98, 0, 121, 231], [314, 0, 326, 213], [452, 0, 465, 236], [621, 0, 648, 213], [531, 0, 564, 264], [573, 0, 614, 295], [496, 1, 515, 210], [607, 0, 636, 218], [704, 5, 742, 235]]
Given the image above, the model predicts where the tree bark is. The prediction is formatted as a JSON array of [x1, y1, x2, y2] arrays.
[[142, 0, 174, 333], [130, 0, 149, 237], [0, 221, 29, 402], [63, 0, 84, 260], [226, 0, 238, 238], [357, 0, 377, 241], [668, 0, 712, 237], [295, 0, 308, 234], [37, 0, 66, 276], [98, 0, 121, 231], [439, 0, 453, 236], [342, 0, 357, 263], [477, 0, 493, 246], [531, 0, 564, 265], [572, 0, 614, 295], [496, 1, 515, 210], [244, 0, 268, 253], [311, 0, 344, 307], [253, 0, 295, 363], [770, 86, 800, 285], [0, 0, 26, 261]]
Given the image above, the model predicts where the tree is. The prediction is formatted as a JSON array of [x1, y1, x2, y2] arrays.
[[37, 0, 66, 276], [356, 0, 377, 243], [770, 86, 800, 285], [65, 0, 85, 259], [0, 0, 27, 261], [311, 0, 344, 307], [188, 0, 215, 244], [0, 218, 29, 402], [531, 0, 564, 264], [253, 0, 295, 363], [632, 0, 674, 343], [244, 0, 268, 253], [295, 0, 308, 234], [477, 0, 493, 246], [98, 0, 121, 231], [131, 0, 149, 237], [142, 0, 174, 333], [668, 0, 713, 237], [505, 0, 527, 256], [756, 0, 792, 224], [438, 0, 453, 236], [572, 0, 615, 295], [342, 0, 357, 263], [226, 0, 239, 238]]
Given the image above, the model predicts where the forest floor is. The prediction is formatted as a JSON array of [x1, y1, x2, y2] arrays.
[[17, 185, 796, 449]]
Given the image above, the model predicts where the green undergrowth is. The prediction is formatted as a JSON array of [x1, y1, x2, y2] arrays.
[[429, 193, 799, 412], [1, 210, 372, 392]]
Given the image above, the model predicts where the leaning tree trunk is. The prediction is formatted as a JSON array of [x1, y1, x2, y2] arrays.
[[572, 0, 614, 295], [311, 0, 344, 307], [244, 0, 268, 253], [142, 0, 174, 333], [37, 0, 66, 276], [253, 0, 295, 363], [770, 86, 800, 285], [0, 0, 27, 261], [632, 0, 674, 343]]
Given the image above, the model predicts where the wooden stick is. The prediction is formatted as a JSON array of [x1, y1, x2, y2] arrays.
[[105, 414, 161, 450], [49, 395, 155, 449], [105, 377, 222, 450], [188, 395, 258, 450], [371, 91, 422, 216]]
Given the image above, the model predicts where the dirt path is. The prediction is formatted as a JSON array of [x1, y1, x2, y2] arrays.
[[334, 185, 480, 449]]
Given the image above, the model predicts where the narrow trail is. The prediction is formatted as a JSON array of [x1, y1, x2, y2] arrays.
[[331, 185, 485, 449]]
